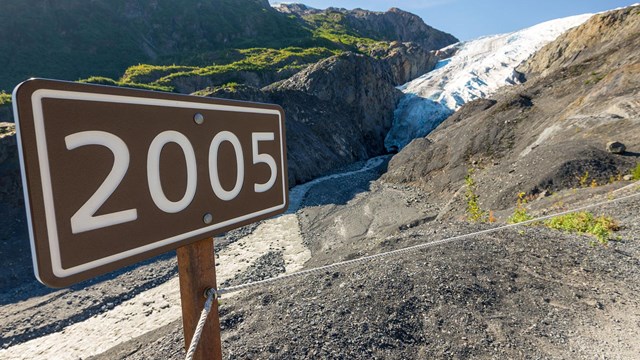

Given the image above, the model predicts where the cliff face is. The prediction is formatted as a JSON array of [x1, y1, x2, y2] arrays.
[[373, 42, 440, 85], [201, 52, 403, 185], [383, 6, 640, 212]]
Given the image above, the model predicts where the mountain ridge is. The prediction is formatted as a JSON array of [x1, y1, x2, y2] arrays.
[[0, 0, 457, 93]]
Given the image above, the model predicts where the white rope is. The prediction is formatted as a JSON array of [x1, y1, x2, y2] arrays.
[[216, 189, 640, 297], [184, 289, 216, 360], [184, 186, 639, 356]]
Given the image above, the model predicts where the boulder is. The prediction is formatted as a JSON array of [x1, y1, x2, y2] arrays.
[[606, 141, 626, 154]]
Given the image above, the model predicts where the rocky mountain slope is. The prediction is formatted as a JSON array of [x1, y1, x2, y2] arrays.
[[0, 1, 457, 186], [200, 52, 403, 185], [385, 13, 593, 150], [384, 5, 640, 214]]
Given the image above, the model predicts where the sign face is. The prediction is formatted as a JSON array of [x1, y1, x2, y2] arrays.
[[13, 79, 288, 287]]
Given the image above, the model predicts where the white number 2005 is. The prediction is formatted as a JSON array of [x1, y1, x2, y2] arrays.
[[65, 130, 277, 234]]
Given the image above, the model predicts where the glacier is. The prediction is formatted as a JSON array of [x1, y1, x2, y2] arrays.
[[385, 13, 594, 151]]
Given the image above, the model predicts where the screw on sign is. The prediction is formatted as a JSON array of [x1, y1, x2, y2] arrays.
[[12, 78, 289, 359]]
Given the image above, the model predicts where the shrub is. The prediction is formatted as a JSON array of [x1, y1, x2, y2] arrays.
[[631, 163, 640, 181], [465, 170, 488, 222], [78, 76, 119, 86], [152, 47, 339, 87], [508, 192, 534, 224], [578, 171, 590, 188], [544, 212, 619, 245], [0, 91, 11, 106]]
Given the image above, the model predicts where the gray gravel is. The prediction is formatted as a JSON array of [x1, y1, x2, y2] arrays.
[[91, 182, 640, 360]]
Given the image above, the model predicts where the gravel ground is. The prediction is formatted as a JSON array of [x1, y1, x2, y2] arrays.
[[90, 181, 640, 360], [1, 153, 638, 359]]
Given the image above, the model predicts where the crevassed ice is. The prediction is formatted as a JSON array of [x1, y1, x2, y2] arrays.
[[385, 13, 593, 151]]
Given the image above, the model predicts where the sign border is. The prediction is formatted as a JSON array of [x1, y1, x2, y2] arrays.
[[13, 80, 287, 285]]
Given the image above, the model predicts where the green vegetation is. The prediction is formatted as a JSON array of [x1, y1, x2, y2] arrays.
[[508, 192, 534, 224], [303, 11, 387, 54], [544, 212, 619, 245], [146, 47, 340, 88], [0, 91, 11, 106], [505, 190, 620, 245], [584, 71, 607, 85], [578, 171, 590, 188], [465, 170, 488, 222], [631, 163, 640, 181], [0, 0, 322, 90], [121, 65, 198, 85], [78, 77, 173, 92]]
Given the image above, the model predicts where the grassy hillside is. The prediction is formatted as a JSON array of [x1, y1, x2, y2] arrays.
[[0, 0, 310, 91]]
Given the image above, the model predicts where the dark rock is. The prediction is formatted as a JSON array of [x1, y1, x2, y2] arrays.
[[199, 53, 403, 187], [434, 42, 461, 59], [193, 84, 268, 103], [0, 105, 13, 123], [269, 52, 402, 157], [221, 251, 286, 287], [606, 141, 626, 154]]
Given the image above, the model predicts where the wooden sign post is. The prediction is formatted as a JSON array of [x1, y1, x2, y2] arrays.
[[13, 78, 288, 358], [177, 237, 222, 360]]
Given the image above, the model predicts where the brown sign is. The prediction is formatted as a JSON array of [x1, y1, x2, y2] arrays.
[[13, 79, 288, 287]]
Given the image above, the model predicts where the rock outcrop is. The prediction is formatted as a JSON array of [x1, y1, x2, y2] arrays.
[[168, 67, 300, 95], [269, 52, 401, 155], [276, 4, 458, 51], [202, 52, 403, 185], [383, 5, 640, 212], [372, 41, 439, 85], [518, 6, 640, 78]]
